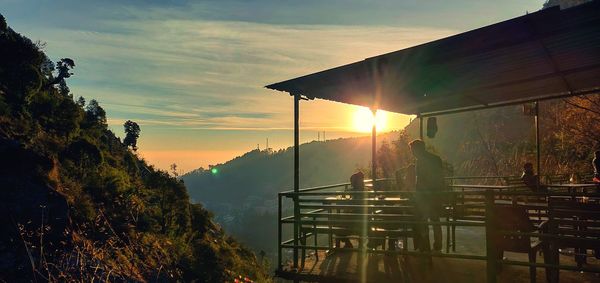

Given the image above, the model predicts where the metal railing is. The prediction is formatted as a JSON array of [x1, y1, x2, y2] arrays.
[[277, 180, 600, 283]]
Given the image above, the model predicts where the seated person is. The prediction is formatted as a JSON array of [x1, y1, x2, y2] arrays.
[[337, 171, 365, 248], [350, 171, 365, 191], [593, 150, 600, 183], [521, 162, 547, 192]]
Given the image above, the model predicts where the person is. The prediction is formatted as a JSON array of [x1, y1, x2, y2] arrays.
[[593, 151, 600, 183], [409, 139, 444, 253], [521, 162, 547, 192], [350, 171, 365, 191], [336, 171, 365, 249]]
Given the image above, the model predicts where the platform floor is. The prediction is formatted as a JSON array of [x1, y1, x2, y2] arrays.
[[277, 226, 600, 283], [278, 250, 600, 283]]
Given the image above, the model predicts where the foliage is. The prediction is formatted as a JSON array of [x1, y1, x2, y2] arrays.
[[0, 14, 269, 282], [123, 120, 141, 151]]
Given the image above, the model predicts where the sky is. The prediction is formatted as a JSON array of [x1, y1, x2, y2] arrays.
[[1, 0, 546, 173]]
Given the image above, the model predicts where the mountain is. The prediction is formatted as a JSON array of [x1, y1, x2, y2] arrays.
[[0, 14, 269, 282], [183, 131, 401, 205]]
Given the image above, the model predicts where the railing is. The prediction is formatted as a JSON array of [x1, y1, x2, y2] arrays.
[[277, 180, 600, 283]]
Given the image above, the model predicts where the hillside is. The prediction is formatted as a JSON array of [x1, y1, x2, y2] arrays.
[[183, 131, 400, 205], [0, 14, 269, 282]]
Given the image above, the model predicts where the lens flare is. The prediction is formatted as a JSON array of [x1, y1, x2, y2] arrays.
[[352, 107, 387, 133]]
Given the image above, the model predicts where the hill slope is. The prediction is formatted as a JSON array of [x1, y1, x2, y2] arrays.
[[0, 14, 268, 282], [183, 131, 400, 205]]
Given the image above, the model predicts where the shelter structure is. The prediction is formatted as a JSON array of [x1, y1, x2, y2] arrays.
[[266, 2, 600, 282]]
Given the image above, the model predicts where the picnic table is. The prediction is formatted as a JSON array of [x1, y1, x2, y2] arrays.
[[319, 195, 413, 251], [546, 183, 599, 193]]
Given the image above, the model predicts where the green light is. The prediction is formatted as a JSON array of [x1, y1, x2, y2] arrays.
[[211, 168, 218, 175]]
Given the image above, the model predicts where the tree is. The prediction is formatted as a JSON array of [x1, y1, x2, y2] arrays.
[[123, 120, 141, 151], [170, 163, 179, 177], [64, 138, 103, 176], [377, 140, 396, 178], [58, 80, 70, 97], [85, 99, 107, 126], [76, 96, 85, 108], [46, 58, 75, 96]]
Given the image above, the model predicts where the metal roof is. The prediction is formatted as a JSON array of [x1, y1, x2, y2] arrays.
[[266, 1, 600, 116]]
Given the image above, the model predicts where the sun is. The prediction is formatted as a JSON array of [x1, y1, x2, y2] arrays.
[[352, 107, 387, 133]]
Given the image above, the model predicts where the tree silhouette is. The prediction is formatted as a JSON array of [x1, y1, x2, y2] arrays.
[[0, 14, 7, 32], [123, 120, 141, 151], [76, 96, 85, 108], [85, 99, 107, 126], [46, 58, 75, 96]]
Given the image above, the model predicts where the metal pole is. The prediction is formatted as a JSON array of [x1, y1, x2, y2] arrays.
[[419, 115, 424, 140], [372, 109, 377, 188], [485, 191, 498, 283], [535, 101, 541, 186], [293, 93, 300, 269], [277, 194, 282, 270]]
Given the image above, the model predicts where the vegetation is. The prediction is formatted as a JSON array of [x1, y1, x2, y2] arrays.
[[0, 14, 269, 282]]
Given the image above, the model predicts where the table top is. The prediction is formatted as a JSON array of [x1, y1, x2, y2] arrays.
[[546, 183, 599, 188], [450, 184, 526, 189], [324, 196, 408, 202]]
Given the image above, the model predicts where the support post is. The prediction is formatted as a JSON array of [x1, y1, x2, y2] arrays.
[[485, 191, 498, 283], [371, 109, 377, 188], [293, 93, 300, 269], [535, 101, 541, 185], [419, 115, 424, 140], [277, 193, 282, 271]]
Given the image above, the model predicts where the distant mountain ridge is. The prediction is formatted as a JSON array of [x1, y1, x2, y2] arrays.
[[182, 131, 400, 206]]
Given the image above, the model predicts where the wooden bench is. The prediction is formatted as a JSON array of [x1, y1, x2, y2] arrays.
[[504, 176, 524, 186], [492, 204, 544, 283], [543, 197, 600, 283], [579, 172, 596, 183], [544, 174, 570, 185], [298, 204, 415, 267]]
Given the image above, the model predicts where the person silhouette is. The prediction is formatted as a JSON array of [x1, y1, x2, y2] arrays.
[[409, 139, 444, 253], [521, 162, 547, 192], [593, 151, 600, 183], [336, 171, 365, 249]]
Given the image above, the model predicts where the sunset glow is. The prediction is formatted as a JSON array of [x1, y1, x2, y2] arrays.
[[352, 107, 387, 133]]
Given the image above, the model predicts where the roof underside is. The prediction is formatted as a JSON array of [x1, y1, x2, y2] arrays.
[[266, 1, 600, 115]]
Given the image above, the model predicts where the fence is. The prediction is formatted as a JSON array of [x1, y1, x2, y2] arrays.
[[277, 178, 600, 283]]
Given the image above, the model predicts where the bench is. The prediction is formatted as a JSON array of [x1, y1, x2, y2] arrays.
[[492, 204, 544, 283], [542, 197, 600, 283], [298, 204, 415, 267], [544, 174, 570, 185]]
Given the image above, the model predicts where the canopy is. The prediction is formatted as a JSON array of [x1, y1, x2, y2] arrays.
[[266, 2, 600, 116]]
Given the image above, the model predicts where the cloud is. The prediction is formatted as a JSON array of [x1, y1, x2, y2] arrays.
[[1, 0, 542, 171], [23, 15, 455, 131]]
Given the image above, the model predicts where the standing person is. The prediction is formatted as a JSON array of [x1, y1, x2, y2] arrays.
[[409, 139, 444, 252], [593, 151, 600, 183]]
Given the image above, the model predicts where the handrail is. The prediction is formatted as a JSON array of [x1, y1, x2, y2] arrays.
[[278, 178, 393, 194], [277, 181, 600, 282], [445, 175, 519, 180]]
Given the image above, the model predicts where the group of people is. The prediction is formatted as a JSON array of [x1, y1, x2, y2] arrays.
[[345, 141, 600, 253], [344, 139, 445, 253], [520, 149, 600, 191]]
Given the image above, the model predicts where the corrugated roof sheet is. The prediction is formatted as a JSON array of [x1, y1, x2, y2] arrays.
[[266, 1, 600, 115]]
